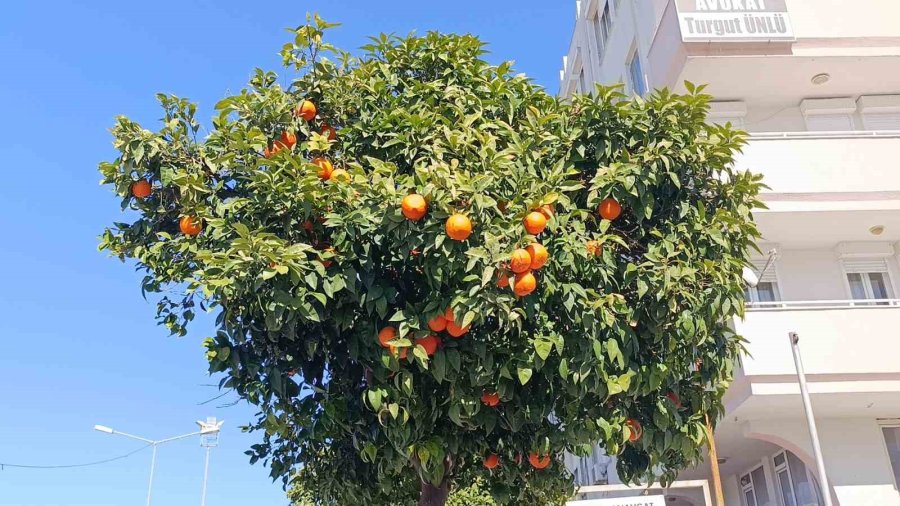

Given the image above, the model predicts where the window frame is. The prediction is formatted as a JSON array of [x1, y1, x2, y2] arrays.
[[627, 49, 646, 97], [739, 464, 765, 506], [840, 258, 896, 305], [879, 423, 900, 492], [773, 449, 824, 506]]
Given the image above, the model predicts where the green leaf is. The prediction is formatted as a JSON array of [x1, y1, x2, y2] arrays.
[[534, 339, 552, 360], [517, 367, 533, 385]]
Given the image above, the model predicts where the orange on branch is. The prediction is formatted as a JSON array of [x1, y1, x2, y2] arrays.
[[445, 214, 472, 241], [496, 270, 510, 288], [539, 204, 555, 220], [179, 216, 202, 236], [131, 180, 152, 199], [279, 130, 297, 149], [321, 124, 337, 141], [427, 314, 447, 332], [509, 249, 532, 274], [445, 320, 469, 338], [330, 168, 349, 183], [528, 453, 551, 470], [295, 100, 317, 121], [415, 335, 440, 356], [526, 243, 548, 270], [626, 418, 643, 442], [483, 454, 500, 470], [401, 194, 427, 221], [513, 271, 537, 297], [378, 327, 397, 348], [524, 211, 547, 235], [312, 157, 333, 180], [481, 391, 500, 407], [599, 197, 622, 221]]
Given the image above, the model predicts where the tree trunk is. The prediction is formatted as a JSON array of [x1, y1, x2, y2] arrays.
[[418, 480, 450, 506]]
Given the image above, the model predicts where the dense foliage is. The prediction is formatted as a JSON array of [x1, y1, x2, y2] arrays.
[[99, 15, 762, 506]]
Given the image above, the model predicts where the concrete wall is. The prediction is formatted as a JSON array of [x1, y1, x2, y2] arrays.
[[734, 136, 900, 195], [786, 0, 900, 40], [746, 417, 900, 505], [774, 249, 849, 301]]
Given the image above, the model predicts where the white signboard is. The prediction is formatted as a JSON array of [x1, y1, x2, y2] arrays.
[[568, 495, 666, 506], [675, 0, 794, 42]]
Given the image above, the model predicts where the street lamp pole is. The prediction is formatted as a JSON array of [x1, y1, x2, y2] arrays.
[[94, 420, 223, 506], [788, 332, 834, 506]]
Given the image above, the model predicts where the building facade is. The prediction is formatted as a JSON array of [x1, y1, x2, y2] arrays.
[[559, 1, 900, 505]]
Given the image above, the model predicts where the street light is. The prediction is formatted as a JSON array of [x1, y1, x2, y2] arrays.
[[94, 419, 223, 506]]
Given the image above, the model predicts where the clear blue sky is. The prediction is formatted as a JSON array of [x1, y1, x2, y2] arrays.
[[0, 1, 572, 504]]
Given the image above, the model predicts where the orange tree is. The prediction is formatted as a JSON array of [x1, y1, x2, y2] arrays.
[[99, 15, 762, 506]]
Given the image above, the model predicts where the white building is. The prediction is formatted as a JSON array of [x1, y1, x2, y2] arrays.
[[559, 1, 900, 505]]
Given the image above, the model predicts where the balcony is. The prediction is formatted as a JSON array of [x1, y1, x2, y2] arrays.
[[736, 300, 900, 377], [726, 299, 900, 420], [736, 132, 900, 198]]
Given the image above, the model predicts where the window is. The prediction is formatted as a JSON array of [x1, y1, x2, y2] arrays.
[[744, 259, 780, 305], [883, 426, 900, 490], [740, 466, 771, 506], [628, 51, 646, 96], [774, 450, 823, 506], [593, 3, 611, 56], [602, 3, 613, 40], [843, 258, 894, 304], [578, 68, 587, 95]]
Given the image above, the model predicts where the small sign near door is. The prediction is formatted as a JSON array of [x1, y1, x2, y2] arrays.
[[568, 495, 666, 506]]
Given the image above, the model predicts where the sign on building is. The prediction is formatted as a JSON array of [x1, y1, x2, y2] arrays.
[[675, 0, 794, 42], [568, 495, 666, 506]]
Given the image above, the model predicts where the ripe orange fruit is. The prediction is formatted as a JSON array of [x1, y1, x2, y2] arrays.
[[599, 198, 622, 221], [524, 211, 547, 235], [179, 216, 202, 236], [496, 270, 510, 288], [312, 157, 333, 180], [378, 327, 398, 348], [295, 100, 317, 121], [415, 335, 440, 356], [528, 453, 551, 470], [481, 391, 500, 407], [279, 131, 297, 149], [513, 271, 537, 297], [427, 314, 447, 332], [526, 243, 548, 270], [443, 307, 455, 323], [389, 345, 408, 360], [401, 194, 427, 221], [445, 214, 472, 241], [483, 454, 500, 470], [131, 180, 152, 199], [539, 204, 555, 220], [586, 240, 602, 256], [510, 249, 532, 274], [626, 418, 643, 442], [446, 320, 469, 338], [321, 124, 337, 141], [330, 168, 350, 183]]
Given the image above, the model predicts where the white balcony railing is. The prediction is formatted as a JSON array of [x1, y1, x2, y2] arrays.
[[747, 299, 900, 311], [749, 130, 900, 140], [735, 300, 900, 376]]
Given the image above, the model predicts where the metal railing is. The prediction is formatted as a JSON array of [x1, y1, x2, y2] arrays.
[[750, 130, 900, 140], [746, 299, 900, 311]]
